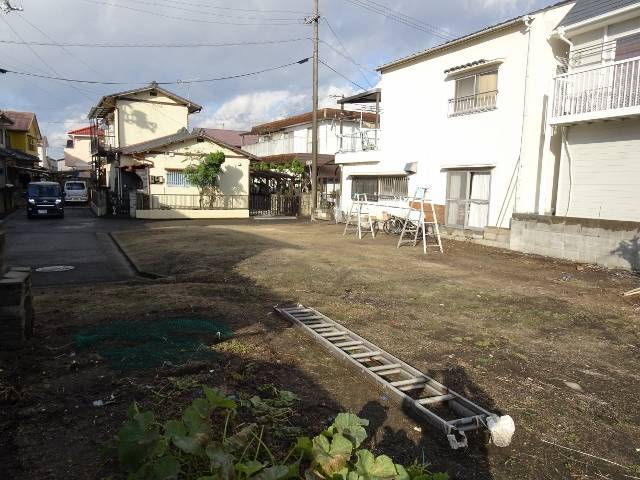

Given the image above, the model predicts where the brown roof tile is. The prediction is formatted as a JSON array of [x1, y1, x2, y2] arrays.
[[247, 108, 378, 135], [3, 110, 36, 132]]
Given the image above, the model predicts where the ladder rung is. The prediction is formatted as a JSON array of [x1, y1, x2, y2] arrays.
[[335, 341, 363, 348], [308, 323, 333, 329], [417, 394, 454, 405], [398, 383, 427, 392], [377, 369, 402, 376], [390, 377, 426, 387], [369, 363, 402, 372], [298, 315, 323, 320], [448, 416, 482, 427], [320, 331, 348, 338], [351, 350, 382, 359], [342, 345, 366, 351]]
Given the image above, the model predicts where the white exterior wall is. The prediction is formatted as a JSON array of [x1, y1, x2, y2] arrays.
[[64, 135, 92, 170], [116, 91, 189, 147], [121, 138, 250, 198], [553, 9, 640, 222], [337, 4, 572, 228]]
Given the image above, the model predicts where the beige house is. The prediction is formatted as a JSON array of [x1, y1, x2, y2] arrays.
[[63, 126, 93, 177], [87, 83, 256, 218]]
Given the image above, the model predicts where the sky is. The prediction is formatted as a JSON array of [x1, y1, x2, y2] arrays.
[[0, 0, 557, 157]]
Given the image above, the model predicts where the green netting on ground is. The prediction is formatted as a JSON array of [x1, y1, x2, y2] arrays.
[[74, 317, 233, 371]]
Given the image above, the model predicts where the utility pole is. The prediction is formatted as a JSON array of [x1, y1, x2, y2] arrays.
[[311, 0, 319, 219]]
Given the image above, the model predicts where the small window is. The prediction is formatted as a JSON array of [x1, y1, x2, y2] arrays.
[[150, 90, 158, 97], [166, 170, 192, 187], [449, 70, 498, 116], [28, 136, 37, 151], [446, 170, 491, 229], [66, 139, 74, 149], [352, 176, 408, 202]]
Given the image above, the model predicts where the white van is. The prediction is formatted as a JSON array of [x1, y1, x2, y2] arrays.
[[64, 180, 88, 203]]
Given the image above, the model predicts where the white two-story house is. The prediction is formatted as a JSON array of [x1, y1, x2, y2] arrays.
[[335, 1, 574, 244], [88, 83, 257, 218], [242, 108, 378, 198], [509, 0, 640, 269]]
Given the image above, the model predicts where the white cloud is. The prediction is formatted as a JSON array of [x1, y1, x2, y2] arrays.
[[195, 83, 360, 131]]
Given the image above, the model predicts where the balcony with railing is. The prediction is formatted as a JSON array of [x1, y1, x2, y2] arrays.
[[551, 55, 640, 124], [89, 120, 117, 155], [337, 129, 381, 153], [242, 136, 297, 157], [448, 90, 498, 117]]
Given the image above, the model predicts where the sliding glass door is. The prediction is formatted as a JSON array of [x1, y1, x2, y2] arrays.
[[446, 170, 491, 229]]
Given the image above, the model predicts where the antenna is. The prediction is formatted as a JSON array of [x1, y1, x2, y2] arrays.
[[0, 1, 23, 13]]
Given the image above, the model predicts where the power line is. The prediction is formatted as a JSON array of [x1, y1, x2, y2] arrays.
[[16, 13, 104, 80], [322, 18, 377, 88], [132, 0, 311, 15], [319, 58, 366, 91], [78, 0, 306, 26], [0, 14, 97, 101], [355, 0, 454, 38], [0, 37, 312, 48], [124, 0, 305, 21], [342, 0, 454, 40], [0, 57, 311, 85]]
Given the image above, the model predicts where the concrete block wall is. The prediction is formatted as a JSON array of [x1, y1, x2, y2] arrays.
[[510, 214, 640, 270], [0, 267, 35, 347]]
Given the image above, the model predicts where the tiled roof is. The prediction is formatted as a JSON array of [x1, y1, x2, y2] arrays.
[[560, 0, 639, 27], [3, 110, 36, 132], [200, 128, 257, 148], [247, 108, 379, 135], [68, 126, 96, 136], [119, 127, 259, 160]]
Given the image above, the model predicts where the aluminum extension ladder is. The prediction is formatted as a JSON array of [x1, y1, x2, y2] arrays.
[[343, 194, 375, 239], [397, 187, 443, 255], [275, 305, 494, 449]]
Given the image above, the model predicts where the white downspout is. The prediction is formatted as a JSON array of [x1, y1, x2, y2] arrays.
[[511, 15, 534, 221]]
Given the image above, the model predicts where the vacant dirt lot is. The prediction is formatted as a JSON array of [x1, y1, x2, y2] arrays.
[[2, 220, 639, 479]]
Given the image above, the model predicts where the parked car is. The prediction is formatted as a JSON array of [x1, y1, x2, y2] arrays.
[[64, 180, 88, 203], [27, 181, 64, 219]]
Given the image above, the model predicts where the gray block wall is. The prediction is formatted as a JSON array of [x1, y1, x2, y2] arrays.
[[510, 214, 640, 270]]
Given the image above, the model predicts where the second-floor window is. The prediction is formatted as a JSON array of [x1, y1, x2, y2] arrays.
[[28, 136, 37, 151], [449, 70, 498, 116], [66, 139, 75, 149], [166, 170, 192, 188]]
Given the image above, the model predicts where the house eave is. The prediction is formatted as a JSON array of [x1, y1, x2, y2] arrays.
[[559, 4, 640, 36]]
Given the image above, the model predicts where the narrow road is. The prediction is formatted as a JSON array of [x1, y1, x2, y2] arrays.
[[3, 207, 136, 286]]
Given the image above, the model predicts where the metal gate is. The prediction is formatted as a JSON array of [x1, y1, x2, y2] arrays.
[[250, 194, 299, 217]]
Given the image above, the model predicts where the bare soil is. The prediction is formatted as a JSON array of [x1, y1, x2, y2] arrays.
[[2, 221, 639, 479]]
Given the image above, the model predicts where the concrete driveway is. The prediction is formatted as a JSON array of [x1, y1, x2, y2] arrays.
[[3, 206, 136, 286]]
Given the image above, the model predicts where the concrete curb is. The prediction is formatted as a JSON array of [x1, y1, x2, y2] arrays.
[[108, 232, 166, 280]]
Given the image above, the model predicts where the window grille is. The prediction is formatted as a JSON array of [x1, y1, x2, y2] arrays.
[[166, 170, 192, 187]]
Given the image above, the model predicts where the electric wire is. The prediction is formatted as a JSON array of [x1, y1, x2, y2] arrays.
[[319, 58, 366, 91], [0, 37, 312, 48], [0, 57, 311, 85], [78, 0, 306, 26], [342, 0, 454, 40]]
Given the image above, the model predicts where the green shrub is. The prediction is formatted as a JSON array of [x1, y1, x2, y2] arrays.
[[114, 386, 448, 480]]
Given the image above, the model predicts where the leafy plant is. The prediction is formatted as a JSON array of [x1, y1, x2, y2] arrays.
[[114, 388, 448, 480], [184, 151, 226, 209]]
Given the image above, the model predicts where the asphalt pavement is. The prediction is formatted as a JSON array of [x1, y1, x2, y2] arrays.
[[3, 206, 137, 286]]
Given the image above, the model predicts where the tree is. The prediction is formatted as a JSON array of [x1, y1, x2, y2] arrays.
[[184, 151, 226, 208]]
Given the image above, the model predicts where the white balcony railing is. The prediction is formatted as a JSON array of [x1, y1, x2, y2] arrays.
[[242, 136, 297, 157], [448, 90, 498, 117], [337, 129, 381, 153], [552, 56, 640, 122]]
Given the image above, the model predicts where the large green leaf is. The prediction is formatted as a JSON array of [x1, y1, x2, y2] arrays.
[[173, 432, 210, 457], [354, 450, 397, 480], [331, 414, 369, 449], [117, 411, 161, 472], [153, 455, 181, 480], [204, 386, 237, 410], [235, 460, 266, 477], [183, 398, 213, 436], [164, 420, 186, 439], [253, 465, 290, 480], [312, 433, 353, 475], [206, 443, 236, 480]]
